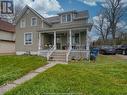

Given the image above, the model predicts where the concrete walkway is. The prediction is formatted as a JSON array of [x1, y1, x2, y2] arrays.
[[0, 61, 67, 95]]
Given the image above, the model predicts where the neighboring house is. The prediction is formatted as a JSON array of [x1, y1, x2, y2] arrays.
[[15, 5, 92, 62], [0, 19, 15, 54]]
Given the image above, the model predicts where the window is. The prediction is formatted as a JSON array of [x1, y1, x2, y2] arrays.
[[20, 19, 25, 28], [72, 33, 79, 44], [31, 17, 37, 26], [73, 13, 77, 18], [75, 33, 79, 44], [67, 14, 71, 22], [61, 14, 72, 23], [24, 33, 32, 45], [62, 15, 66, 23]]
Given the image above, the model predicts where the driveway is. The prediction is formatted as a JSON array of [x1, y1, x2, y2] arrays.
[[116, 54, 127, 60]]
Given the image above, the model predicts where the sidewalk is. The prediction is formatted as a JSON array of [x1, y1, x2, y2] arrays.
[[0, 61, 67, 95]]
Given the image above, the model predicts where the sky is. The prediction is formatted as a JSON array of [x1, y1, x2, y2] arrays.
[[11, 0, 126, 18], [14, 0, 102, 17]]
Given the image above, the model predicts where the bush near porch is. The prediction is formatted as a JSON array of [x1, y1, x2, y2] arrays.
[[5, 55, 127, 95], [0, 55, 47, 86]]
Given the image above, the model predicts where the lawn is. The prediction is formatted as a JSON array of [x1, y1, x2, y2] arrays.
[[5, 55, 127, 95], [0, 55, 47, 86]]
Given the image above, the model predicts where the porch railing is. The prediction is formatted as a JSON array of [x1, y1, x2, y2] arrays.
[[42, 44, 53, 50], [47, 46, 56, 60], [72, 45, 86, 51]]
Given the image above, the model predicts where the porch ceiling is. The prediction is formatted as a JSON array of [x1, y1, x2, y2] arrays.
[[38, 24, 92, 33], [41, 29, 87, 34]]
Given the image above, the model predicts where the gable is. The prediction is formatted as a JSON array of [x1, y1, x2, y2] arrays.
[[15, 5, 50, 26], [16, 6, 41, 24]]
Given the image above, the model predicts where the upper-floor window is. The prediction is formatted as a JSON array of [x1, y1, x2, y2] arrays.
[[20, 19, 25, 28], [67, 14, 71, 22], [31, 17, 37, 26], [24, 32, 33, 45], [73, 13, 77, 19], [61, 14, 72, 23], [62, 14, 66, 22]]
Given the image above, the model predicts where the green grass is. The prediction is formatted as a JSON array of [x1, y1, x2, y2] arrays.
[[5, 55, 127, 95], [0, 55, 47, 86]]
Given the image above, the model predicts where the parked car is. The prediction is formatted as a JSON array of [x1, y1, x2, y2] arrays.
[[100, 45, 116, 55], [116, 45, 127, 55]]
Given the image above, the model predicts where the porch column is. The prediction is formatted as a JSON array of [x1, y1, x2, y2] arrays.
[[86, 29, 89, 51], [54, 31, 56, 49], [39, 33, 41, 50], [69, 29, 72, 50], [38, 32, 41, 55], [86, 29, 90, 59]]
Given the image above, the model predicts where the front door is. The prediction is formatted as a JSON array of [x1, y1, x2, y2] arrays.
[[56, 35, 61, 49], [56, 33, 67, 50]]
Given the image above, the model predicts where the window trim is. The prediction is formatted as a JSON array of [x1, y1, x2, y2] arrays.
[[61, 14, 66, 23], [61, 14, 72, 23], [31, 17, 37, 26], [67, 14, 72, 22], [20, 19, 26, 28], [24, 32, 33, 45]]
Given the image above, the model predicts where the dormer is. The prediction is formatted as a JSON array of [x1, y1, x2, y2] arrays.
[[58, 10, 77, 23]]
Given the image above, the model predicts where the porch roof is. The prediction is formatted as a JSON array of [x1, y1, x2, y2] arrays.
[[38, 23, 92, 33]]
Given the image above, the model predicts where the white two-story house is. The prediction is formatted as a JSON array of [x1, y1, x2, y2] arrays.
[[15, 5, 92, 62]]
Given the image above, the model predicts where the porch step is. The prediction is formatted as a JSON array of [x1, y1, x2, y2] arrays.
[[51, 53, 66, 56], [49, 58, 66, 61], [50, 56, 66, 59], [49, 50, 67, 62]]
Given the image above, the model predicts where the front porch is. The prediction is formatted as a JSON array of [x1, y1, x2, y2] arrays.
[[38, 28, 90, 62]]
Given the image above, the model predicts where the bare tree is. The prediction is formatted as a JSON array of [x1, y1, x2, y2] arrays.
[[12, 4, 23, 24], [94, 11, 110, 44], [14, 5, 23, 17], [102, 0, 127, 45]]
